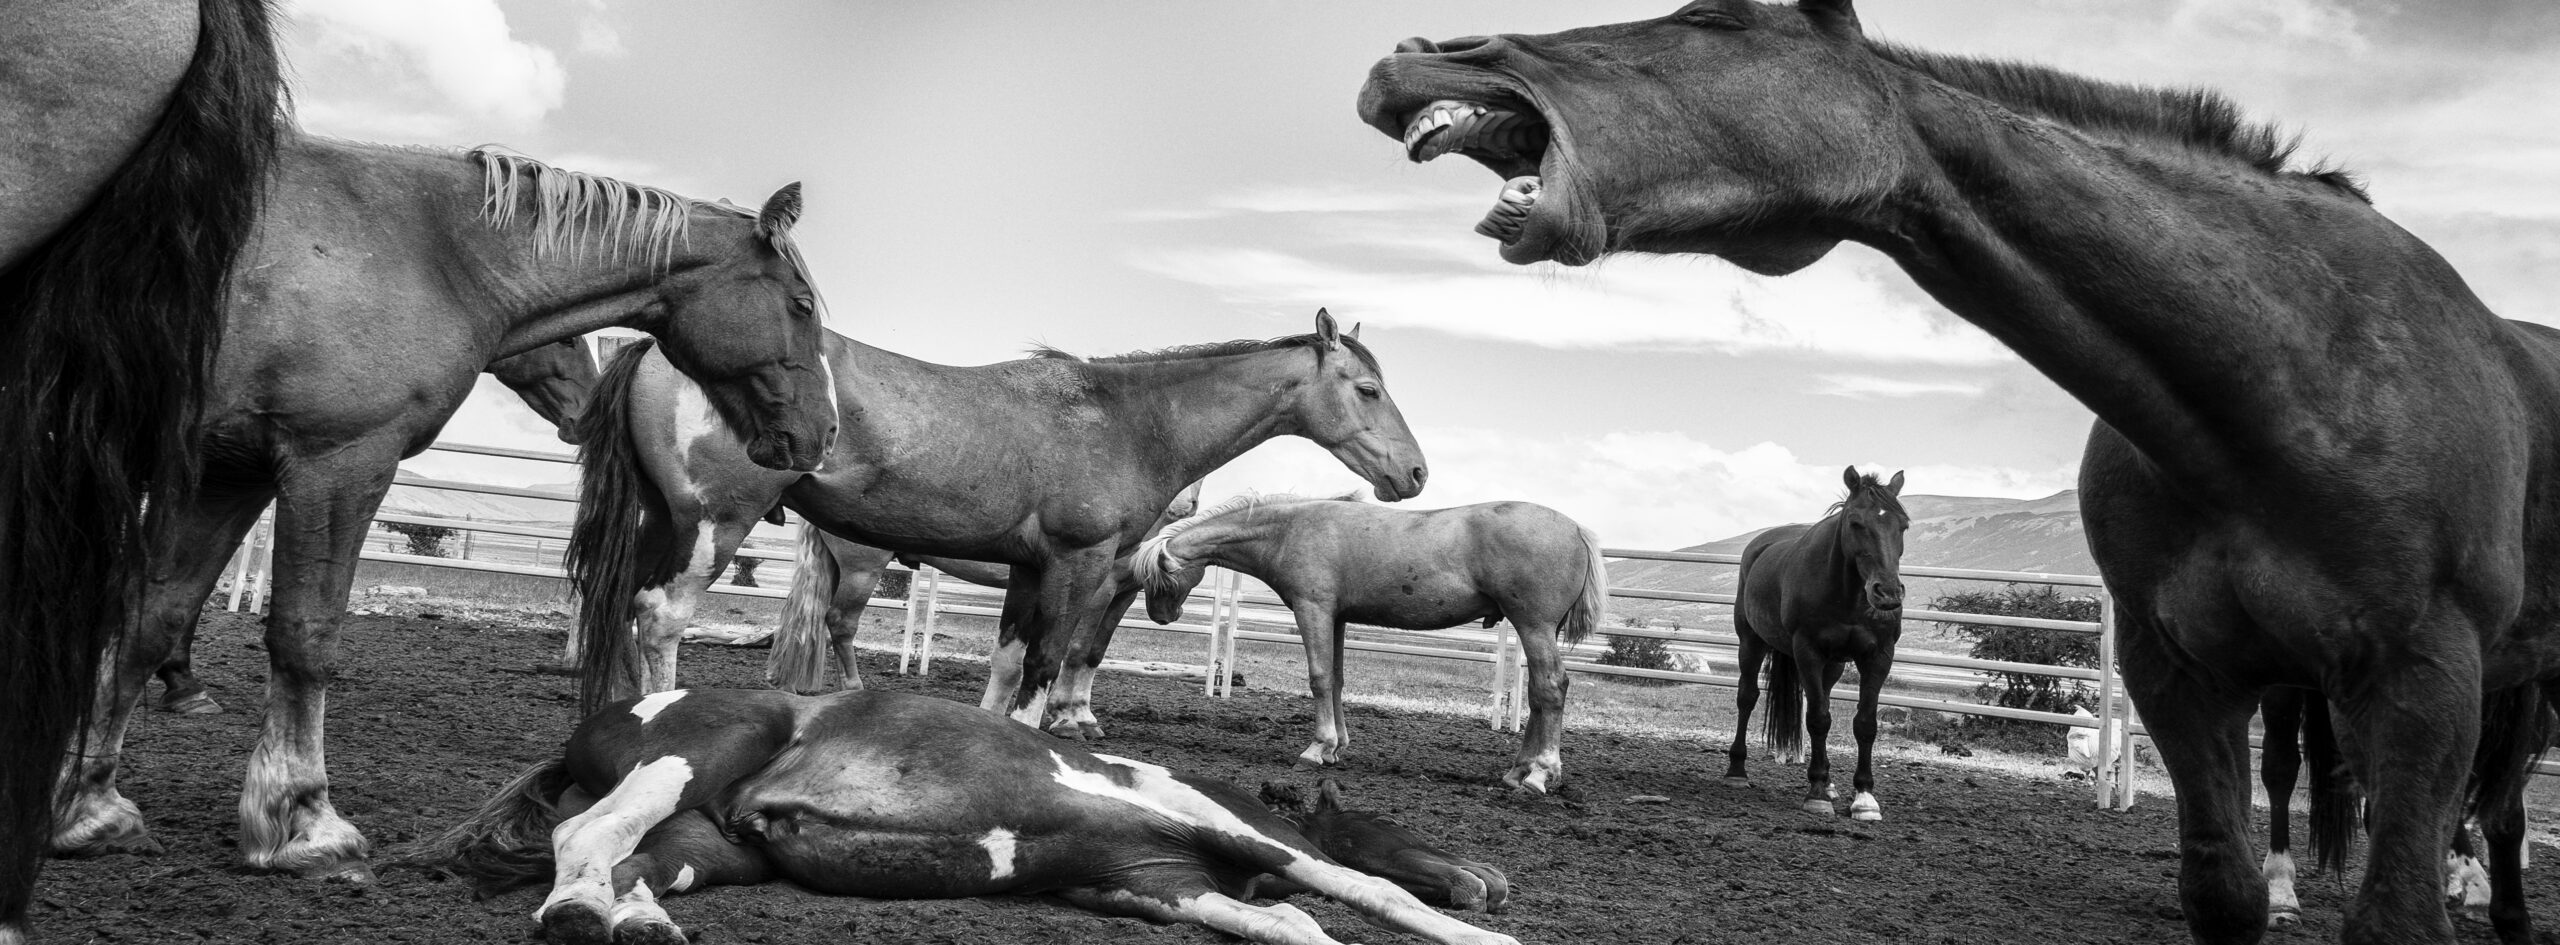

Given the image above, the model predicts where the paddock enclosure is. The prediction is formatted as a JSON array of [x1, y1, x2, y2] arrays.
[[31, 600, 2557, 945]]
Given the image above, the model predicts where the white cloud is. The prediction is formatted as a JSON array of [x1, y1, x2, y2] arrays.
[[1198, 427, 2072, 551], [1813, 374, 1987, 400], [285, 0, 567, 138], [2168, 0, 2367, 51]]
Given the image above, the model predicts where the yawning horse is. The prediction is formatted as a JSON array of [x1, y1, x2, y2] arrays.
[[569, 311, 1427, 733], [1130, 493, 1607, 793], [1724, 468, 1908, 821], [47, 134, 838, 883], [411, 688, 1517, 945], [1357, 4, 2560, 940], [0, 2, 284, 938]]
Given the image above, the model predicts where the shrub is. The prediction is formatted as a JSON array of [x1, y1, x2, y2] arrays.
[[729, 558, 762, 588], [1595, 628, 1685, 685], [383, 521, 457, 558], [1932, 583, 2101, 716]]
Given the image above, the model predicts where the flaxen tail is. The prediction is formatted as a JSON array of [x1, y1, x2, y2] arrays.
[[769, 523, 838, 693], [565, 340, 683, 714], [396, 758, 575, 899], [1559, 526, 1608, 645], [0, 0, 285, 931]]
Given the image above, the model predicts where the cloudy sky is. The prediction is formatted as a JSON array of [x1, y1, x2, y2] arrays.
[[289, 0, 2560, 550]]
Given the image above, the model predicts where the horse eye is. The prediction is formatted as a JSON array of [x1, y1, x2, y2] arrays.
[[1356, 383, 1382, 400], [791, 297, 816, 315]]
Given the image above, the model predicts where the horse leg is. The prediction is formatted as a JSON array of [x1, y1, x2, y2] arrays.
[[593, 811, 773, 945], [2121, 617, 2280, 944], [820, 535, 889, 690], [1845, 649, 1890, 822], [1798, 656, 1846, 816], [1249, 848, 1519, 945], [989, 549, 1116, 727], [538, 758, 717, 945], [239, 448, 406, 880], [2257, 689, 2305, 929], [153, 622, 220, 715], [628, 517, 749, 695], [978, 578, 1041, 714], [1505, 620, 1569, 794], [52, 488, 270, 857], [1291, 601, 1347, 766], [1724, 627, 1767, 785], [1058, 875, 1352, 945], [2329, 647, 2479, 945], [1047, 582, 1140, 740]]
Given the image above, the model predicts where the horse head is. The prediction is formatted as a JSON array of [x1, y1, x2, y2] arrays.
[[649, 184, 838, 472], [1356, 0, 1892, 273], [1260, 779, 1511, 913], [1287, 310, 1427, 502], [1836, 465, 1909, 615], [487, 336, 601, 445]]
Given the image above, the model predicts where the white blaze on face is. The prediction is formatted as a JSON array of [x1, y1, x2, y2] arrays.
[[631, 689, 688, 723], [978, 827, 1019, 881]]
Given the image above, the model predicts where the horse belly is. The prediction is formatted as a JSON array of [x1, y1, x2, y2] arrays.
[[759, 825, 1040, 898], [1342, 572, 1491, 629]]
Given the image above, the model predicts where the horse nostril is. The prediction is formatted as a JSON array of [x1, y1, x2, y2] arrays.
[[1411, 467, 1428, 487]]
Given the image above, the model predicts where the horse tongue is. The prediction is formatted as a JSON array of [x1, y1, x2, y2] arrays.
[[1473, 176, 1541, 242]]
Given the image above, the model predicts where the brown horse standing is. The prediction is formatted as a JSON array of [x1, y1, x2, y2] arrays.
[[0, 2, 284, 940], [1725, 468, 1907, 821], [1357, 3, 2560, 940]]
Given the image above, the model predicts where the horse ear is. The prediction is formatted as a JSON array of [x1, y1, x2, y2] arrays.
[[1841, 465, 1861, 492], [1317, 778, 1345, 812], [1348, 322, 1363, 340], [1800, 0, 1862, 39], [757, 182, 804, 239], [1315, 308, 1342, 351], [1887, 470, 1906, 496]]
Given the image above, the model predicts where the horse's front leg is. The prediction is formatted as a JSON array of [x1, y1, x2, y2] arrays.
[[977, 578, 1041, 714], [240, 448, 405, 880], [1797, 655, 1846, 816], [2119, 611, 2276, 944], [1506, 621, 1570, 794], [1724, 627, 1767, 785], [1845, 648, 1892, 822], [989, 549, 1115, 728], [2257, 689, 2307, 929], [1047, 581, 1141, 739], [1287, 601, 1348, 766], [585, 811, 773, 945], [53, 487, 273, 857]]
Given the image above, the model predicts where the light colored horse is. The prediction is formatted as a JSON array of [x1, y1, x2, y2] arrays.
[[48, 133, 838, 884], [569, 312, 1428, 734], [1132, 494, 1606, 793], [1, 3, 284, 938]]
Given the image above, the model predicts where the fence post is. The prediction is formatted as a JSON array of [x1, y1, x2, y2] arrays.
[[225, 512, 259, 612], [919, 567, 941, 675], [2108, 589, 2137, 811], [2093, 588, 2120, 809], [1220, 570, 1241, 697], [1508, 626, 1530, 732], [1487, 624, 1513, 730], [899, 565, 922, 675], [249, 512, 275, 612]]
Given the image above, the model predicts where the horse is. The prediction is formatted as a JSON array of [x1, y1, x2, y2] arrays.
[[147, 335, 605, 717], [406, 688, 1519, 945], [1130, 493, 1607, 793], [768, 480, 1205, 707], [45, 132, 839, 885], [0, 2, 285, 939], [1722, 468, 1907, 821], [568, 310, 1428, 733], [1356, 4, 2560, 939]]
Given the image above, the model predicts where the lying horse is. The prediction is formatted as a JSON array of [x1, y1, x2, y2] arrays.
[[1726, 468, 1907, 821], [1132, 493, 1606, 792], [413, 688, 1516, 945]]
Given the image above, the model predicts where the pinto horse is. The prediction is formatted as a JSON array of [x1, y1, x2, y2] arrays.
[[570, 311, 1427, 733], [47, 134, 837, 883], [768, 481, 1204, 700], [1723, 468, 1907, 821], [0, 2, 285, 938], [1130, 493, 1607, 792], [411, 688, 1517, 945], [148, 336, 604, 717], [1357, 3, 2560, 939]]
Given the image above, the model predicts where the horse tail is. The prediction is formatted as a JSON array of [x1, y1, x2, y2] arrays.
[[1558, 525, 1607, 645], [0, 0, 285, 927], [565, 339, 682, 714], [395, 757, 576, 899], [2465, 684, 2551, 849], [1764, 652, 1804, 760], [769, 523, 838, 693], [2301, 695, 2363, 874]]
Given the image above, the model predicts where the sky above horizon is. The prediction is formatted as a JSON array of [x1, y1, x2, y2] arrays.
[[285, 0, 2560, 550]]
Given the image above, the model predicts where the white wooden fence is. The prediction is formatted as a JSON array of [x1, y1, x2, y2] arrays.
[[229, 441, 2158, 808]]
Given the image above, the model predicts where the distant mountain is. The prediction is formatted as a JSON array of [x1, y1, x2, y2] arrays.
[[1606, 491, 2095, 626]]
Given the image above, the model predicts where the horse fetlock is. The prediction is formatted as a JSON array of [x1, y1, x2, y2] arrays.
[[1502, 757, 1560, 794], [49, 791, 159, 857], [1296, 741, 1343, 767]]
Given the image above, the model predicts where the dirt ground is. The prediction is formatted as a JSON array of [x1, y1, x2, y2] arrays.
[[30, 607, 2560, 944]]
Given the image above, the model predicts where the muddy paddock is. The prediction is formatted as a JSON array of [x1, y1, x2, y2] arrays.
[[31, 608, 2559, 944]]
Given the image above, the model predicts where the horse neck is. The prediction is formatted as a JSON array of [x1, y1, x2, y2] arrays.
[[1089, 350, 1313, 481], [1868, 79, 2497, 491], [1797, 513, 1861, 599], [430, 174, 747, 355]]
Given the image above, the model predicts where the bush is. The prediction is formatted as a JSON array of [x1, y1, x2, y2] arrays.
[[383, 521, 457, 558], [1595, 627, 1685, 685], [729, 558, 762, 588], [1933, 583, 2100, 716]]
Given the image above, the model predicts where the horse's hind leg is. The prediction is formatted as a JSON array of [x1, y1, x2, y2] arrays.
[[1289, 601, 1349, 766], [628, 515, 749, 695], [1724, 627, 1767, 785], [1845, 648, 1892, 822], [590, 811, 772, 945], [2257, 689, 2305, 929], [819, 535, 890, 690], [979, 578, 1041, 714], [53, 487, 272, 857], [154, 622, 221, 715], [1797, 656, 1846, 816], [1504, 618, 1570, 793], [1058, 876, 1350, 945], [1253, 852, 1518, 945]]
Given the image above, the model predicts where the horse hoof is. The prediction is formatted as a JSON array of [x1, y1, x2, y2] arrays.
[[1850, 809, 1883, 822], [1800, 797, 1835, 816], [542, 902, 614, 945], [1077, 721, 1107, 740], [1295, 744, 1339, 767], [613, 919, 688, 945], [159, 693, 223, 715], [2267, 909, 2300, 930], [51, 826, 163, 859], [1849, 792, 1881, 821], [1043, 720, 1085, 739], [1721, 775, 1752, 787], [295, 857, 376, 884]]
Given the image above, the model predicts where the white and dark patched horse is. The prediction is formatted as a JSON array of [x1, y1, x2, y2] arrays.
[[415, 688, 1516, 945]]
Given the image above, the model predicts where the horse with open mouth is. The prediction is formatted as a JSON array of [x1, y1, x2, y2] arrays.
[[407, 688, 1516, 945], [568, 310, 1427, 736], [1358, 4, 2560, 941]]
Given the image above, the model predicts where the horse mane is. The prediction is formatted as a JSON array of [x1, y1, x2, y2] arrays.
[[471, 147, 737, 270], [1133, 490, 1355, 593], [1864, 41, 2369, 202], [1031, 332, 1383, 374]]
